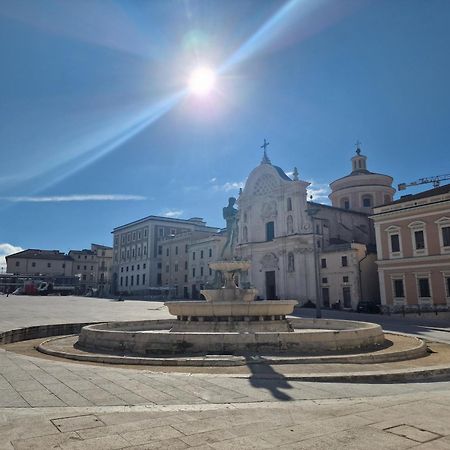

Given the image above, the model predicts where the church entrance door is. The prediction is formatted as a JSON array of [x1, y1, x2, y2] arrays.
[[265, 271, 276, 299]]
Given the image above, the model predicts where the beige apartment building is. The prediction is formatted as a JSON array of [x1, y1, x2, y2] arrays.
[[6, 249, 73, 277], [371, 184, 450, 310], [91, 244, 113, 295], [68, 249, 98, 293], [112, 215, 218, 296], [160, 230, 220, 299], [187, 233, 226, 299], [319, 243, 378, 309]]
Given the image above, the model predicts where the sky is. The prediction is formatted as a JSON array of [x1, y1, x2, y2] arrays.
[[1, 0, 450, 268]]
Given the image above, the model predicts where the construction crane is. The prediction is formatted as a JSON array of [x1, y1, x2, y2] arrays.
[[398, 174, 450, 191]]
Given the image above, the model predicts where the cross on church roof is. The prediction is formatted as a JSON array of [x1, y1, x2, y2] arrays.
[[260, 138, 271, 164], [355, 140, 362, 155]]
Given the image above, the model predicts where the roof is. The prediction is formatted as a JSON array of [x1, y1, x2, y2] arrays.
[[91, 243, 112, 250], [273, 165, 293, 181], [5, 249, 72, 261], [112, 215, 218, 233], [68, 249, 95, 255], [307, 201, 370, 217], [385, 183, 450, 206], [331, 170, 393, 185]]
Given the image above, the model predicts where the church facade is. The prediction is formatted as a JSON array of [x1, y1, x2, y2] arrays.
[[235, 146, 392, 308]]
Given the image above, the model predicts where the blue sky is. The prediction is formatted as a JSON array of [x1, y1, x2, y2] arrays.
[[1, 0, 450, 264]]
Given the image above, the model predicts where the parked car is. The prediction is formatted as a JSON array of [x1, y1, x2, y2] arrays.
[[356, 301, 380, 314]]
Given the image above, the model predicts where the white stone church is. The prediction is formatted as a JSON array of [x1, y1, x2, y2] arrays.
[[235, 145, 394, 308]]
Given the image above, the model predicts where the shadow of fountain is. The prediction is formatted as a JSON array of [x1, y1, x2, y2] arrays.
[[245, 356, 294, 401]]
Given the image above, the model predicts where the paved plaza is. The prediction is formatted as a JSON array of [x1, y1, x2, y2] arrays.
[[1, 295, 450, 449]]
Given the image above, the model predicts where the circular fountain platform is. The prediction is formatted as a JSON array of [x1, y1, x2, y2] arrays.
[[71, 318, 388, 356]]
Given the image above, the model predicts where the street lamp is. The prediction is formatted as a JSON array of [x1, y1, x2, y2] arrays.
[[306, 205, 322, 319]]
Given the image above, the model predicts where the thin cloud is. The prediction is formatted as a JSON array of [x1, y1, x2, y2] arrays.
[[0, 243, 23, 273], [307, 181, 331, 203], [160, 209, 184, 218], [212, 180, 246, 192], [0, 194, 146, 202]]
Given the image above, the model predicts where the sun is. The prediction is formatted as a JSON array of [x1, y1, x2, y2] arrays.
[[188, 66, 216, 96]]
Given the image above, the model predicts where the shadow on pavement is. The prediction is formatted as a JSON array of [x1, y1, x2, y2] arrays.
[[245, 357, 294, 401]]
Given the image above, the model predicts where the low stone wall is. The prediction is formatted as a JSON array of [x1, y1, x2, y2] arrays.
[[0, 322, 99, 345]]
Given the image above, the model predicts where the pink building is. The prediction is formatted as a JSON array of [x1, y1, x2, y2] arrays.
[[371, 184, 450, 310]]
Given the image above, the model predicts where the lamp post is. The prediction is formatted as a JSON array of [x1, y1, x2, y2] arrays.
[[306, 205, 322, 319]]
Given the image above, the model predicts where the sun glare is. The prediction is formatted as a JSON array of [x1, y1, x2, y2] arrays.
[[188, 66, 216, 96]]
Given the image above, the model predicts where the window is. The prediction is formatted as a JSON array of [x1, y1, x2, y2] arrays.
[[62, 263, 65, 268], [77, 265, 81, 270], [82, 274, 86, 281], [127, 233, 131, 242], [200, 250, 204, 259], [200, 267, 204, 276], [15, 261, 20, 267], [343, 286, 351, 308], [185, 244, 188, 253], [131, 265, 134, 271], [91, 265, 94, 270], [175, 246, 178, 255], [362, 195, 372, 208], [418, 278, 431, 298], [138, 247, 141, 256], [341, 256, 348, 267], [184, 274, 188, 282], [157, 263, 162, 269], [390, 234, 400, 253], [126, 266, 129, 272], [287, 216, 294, 234], [48, 263, 51, 268], [120, 267, 123, 272], [144, 228, 147, 237], [193, 252, 196, 261], [209, 248, 212, 258], [341, 198, 350, 209], [287, 197, 292, 211], [414, 230, 425, 250], [343, 276, 349, 283], [287, 252, 295, 272], [445, 276, 450, 298], [142, 274, 146, 285], [132, 232, 136, 240], [166, 248, 169, 257], [175, 264, 178, 272], [443, 226, 450, 247], [243, 226, 248, 242], [32, 262, 36, 267], [143, 263, 146, 269], [143, 245, 147, 255], [192, 268, 196, 277], [266, 221, 275, 241], [158, 246, 162, 255], [322, 277, 328, 284], [127, 250, 130, 259], [394, 279, 404, 298], [136, 274, 140, 285], [209, 268, 212, 276], [157, 273, 162, 285], [165, 265, 169, 273], [321, 258, 327, 268], [120, 277, 123, 287], [138, 232, 141, 240], [131, 275, 134, 286], [137, 264, 140, 270], [184, 261, 188, 270]]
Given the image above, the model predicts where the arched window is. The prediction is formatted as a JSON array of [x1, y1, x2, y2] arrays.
[[341, 198, 350, 210], [362, 195, 372, 208], [287, 197, 292, 211], [287, 215, 294, 234], [287, 252, 295, 272], [243, 226, 248, 243]]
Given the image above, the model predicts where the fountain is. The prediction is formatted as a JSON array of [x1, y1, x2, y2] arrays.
[[71, 197, 389, 357]]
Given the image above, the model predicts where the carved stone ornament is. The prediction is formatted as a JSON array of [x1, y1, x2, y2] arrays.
[[261, 201, 277, 220], [260, 253, 279, 269]]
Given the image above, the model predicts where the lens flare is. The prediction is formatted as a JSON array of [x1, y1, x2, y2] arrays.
[[188, 67, 216, 96]]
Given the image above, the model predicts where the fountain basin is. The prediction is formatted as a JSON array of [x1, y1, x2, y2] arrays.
[[77, 318, 386, 356], [166, 300, 297, 318], [201, 288, 258, 303]]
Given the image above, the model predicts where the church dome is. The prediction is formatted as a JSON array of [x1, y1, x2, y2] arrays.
[[329, 146, 395, 213]]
